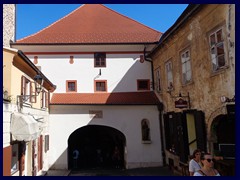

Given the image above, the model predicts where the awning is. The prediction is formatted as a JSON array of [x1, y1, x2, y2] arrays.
[[10, 112, 40, 141]]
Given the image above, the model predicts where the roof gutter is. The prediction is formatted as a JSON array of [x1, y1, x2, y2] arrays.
[[11, 42, 159, 46]]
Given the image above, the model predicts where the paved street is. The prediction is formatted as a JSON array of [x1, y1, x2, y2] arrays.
[[45, 166, 176, 176]]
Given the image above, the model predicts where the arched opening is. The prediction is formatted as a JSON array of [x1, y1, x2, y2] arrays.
[[68, 125, 126, 170], [211, 114, 235, 156]]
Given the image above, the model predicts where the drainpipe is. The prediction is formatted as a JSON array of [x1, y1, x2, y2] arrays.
[[143, 47, 155, 90], [144, 47, 166, 165]]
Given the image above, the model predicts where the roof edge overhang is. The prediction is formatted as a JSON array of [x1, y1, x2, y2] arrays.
[[149, 4, 203, 57], [17, 50, 57, 92], [4, 47, 56, 92], [12, 42, 159, 46]]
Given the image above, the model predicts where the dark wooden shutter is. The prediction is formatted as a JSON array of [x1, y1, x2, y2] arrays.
[[194, 111, 207, 152], [38, 135, 43, 171], [171, 113, 178, 153], [164, 112, 177, 151], [174, 112, 189, 163], [163, 113, 171, 150]]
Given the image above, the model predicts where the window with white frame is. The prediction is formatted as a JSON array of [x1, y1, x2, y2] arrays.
[[181, 49, 192, 84], [155, 68, 161, 92], [209, 28, 226, 71], [165, 60, 173, 90]]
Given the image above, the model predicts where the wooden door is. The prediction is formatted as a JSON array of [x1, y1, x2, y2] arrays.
[[38, 135, 43, 171]]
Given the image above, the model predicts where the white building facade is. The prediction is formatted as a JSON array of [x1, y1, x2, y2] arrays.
[[12, 4, 164, 170]]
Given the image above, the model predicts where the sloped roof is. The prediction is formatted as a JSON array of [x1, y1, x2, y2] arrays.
[[3, 47, 56, 92], [16, 4, 161, 44], [50, 92, 161, 105]]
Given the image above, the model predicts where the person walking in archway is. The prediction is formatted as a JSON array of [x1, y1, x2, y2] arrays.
[[112, 146, 121, 169], [73, 149, 79, 169]]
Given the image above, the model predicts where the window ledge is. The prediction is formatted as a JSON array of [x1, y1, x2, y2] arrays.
[[181, 81, 194, 87], [210, 65, 229, 77], [142, 140, 152, 144]]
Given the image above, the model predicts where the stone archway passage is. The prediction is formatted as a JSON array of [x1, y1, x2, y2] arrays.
[[68, 125, 126, 170]]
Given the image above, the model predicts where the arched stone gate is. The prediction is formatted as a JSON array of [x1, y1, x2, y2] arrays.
[[68, 125, 126, 169]]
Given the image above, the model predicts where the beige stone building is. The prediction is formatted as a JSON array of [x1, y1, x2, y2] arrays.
[[149, 4, 235, 175]]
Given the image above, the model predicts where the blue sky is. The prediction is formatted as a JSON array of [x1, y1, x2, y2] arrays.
[[16, 4, 188, 40]]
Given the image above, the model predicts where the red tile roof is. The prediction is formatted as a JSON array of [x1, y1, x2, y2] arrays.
[[50, 92, 161, 105], [16, 4, 162, 44]]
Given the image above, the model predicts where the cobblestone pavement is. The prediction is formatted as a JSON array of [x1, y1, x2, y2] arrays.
[[68, 166, 176, 176]]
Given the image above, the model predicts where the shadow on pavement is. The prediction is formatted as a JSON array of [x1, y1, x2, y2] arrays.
[[69, 166, 176, 176]]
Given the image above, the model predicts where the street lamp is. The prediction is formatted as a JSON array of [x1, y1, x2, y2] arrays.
[[34, 74, 44, 94]]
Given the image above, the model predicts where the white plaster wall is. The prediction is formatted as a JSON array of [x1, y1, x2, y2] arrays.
[[29, 53, 152, 93], [48, 105, 162, 169]]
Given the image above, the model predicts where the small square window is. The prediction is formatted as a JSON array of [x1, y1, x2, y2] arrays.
[[137, 80, 150, 90], [95, 80, 107, 92], [66, 80, 77, 92], [94, 53, 106, 67]]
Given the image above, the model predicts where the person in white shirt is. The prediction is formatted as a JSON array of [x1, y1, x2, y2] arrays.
[[189, 149, 202, 176], [194, 152, 220, 176]]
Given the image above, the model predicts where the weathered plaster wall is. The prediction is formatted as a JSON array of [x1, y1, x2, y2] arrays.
[[152, 4, 235, 143]]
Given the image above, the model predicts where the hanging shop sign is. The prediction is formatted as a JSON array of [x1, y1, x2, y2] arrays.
[[175, 98, 188, 109]]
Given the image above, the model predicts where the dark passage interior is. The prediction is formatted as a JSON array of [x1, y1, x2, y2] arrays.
[[68, 125, 126, 170]]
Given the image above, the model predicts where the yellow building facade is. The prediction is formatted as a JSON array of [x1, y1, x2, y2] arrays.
[[3, 47, 56, 176]]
